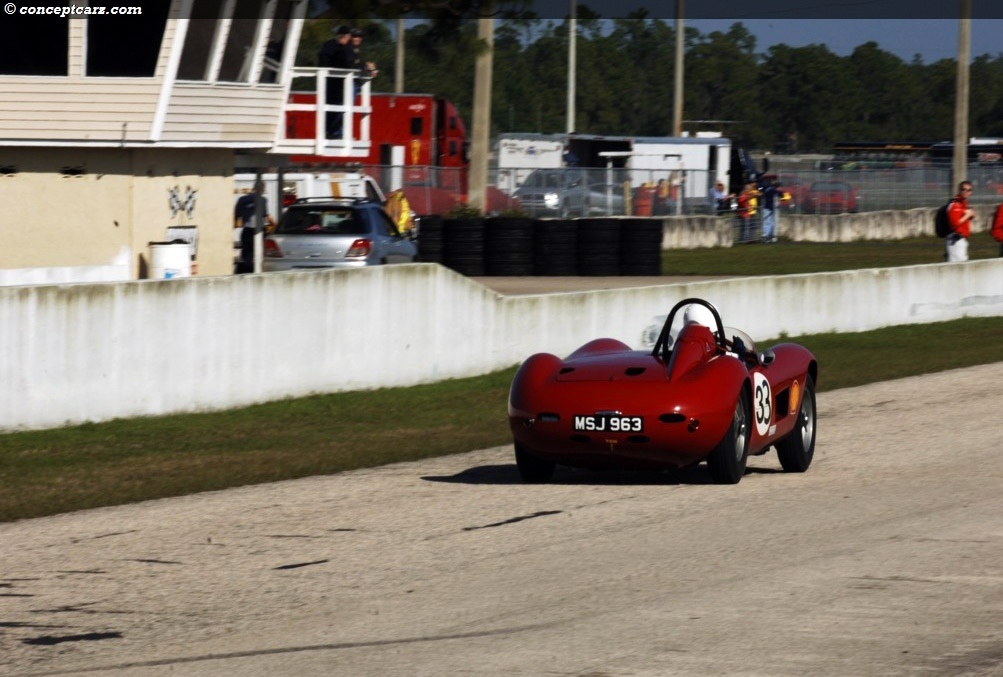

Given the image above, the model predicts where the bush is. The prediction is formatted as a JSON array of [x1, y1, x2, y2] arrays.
[[445, 202, 483, 219]]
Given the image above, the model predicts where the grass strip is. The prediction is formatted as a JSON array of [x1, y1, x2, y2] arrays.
[[661, 235, 1001, 275]]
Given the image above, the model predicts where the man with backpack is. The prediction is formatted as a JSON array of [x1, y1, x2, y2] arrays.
[[945, 181, 976, 262]]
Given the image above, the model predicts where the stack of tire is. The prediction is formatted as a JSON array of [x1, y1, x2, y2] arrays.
[[619, 218, 663, 275], [532, 219, 578, 275], [415, 214, 445, 264], [484, 216, 534, 276], [443, 216, 486, 276], [576, 218, 621, 276]]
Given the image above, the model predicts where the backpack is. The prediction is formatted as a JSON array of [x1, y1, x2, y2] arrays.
[[934, 200, 954, 238]]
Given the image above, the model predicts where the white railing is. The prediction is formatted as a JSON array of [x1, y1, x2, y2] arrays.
[[274, 67, 372, 157]]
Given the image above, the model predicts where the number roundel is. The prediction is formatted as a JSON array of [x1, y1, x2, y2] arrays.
[[752, 372, 772, 436]]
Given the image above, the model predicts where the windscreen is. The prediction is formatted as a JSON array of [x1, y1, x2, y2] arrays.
[[277, 208, 367, 235]]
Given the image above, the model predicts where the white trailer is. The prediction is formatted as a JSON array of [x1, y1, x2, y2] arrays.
[[495, 133, 567, 193], [629, 135, 732, 211], [496, 132, 731, 208]]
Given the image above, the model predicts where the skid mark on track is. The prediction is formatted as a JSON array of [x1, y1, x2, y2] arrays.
[[16, 622, 562, 675], [70, 530, 137, 544], [463, 510, 563, 531], [130, 559, 182, 565], [23, 631, 122, 646], [273, 559, 330, 570]]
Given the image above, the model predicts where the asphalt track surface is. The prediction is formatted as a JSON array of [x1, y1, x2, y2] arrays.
[[3, 361, 1002, 676]]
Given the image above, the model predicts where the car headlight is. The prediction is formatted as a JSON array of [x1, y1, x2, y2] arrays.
[[544, 192, 560, 209]]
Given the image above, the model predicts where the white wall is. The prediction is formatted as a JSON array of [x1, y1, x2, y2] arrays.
[[2, 260, 1002, 432]]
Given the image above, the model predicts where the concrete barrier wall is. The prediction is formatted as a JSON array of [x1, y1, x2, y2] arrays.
[[658, 204, 996, 247], [2, 260, 1002, 432]]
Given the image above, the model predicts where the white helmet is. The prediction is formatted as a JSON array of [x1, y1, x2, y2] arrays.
[[682, 304, 716, 329]]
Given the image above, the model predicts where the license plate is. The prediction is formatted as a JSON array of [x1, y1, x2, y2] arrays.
[[573, 414, 643, 433]]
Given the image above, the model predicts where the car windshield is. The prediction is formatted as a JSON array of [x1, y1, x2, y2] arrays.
[[277, 208, 367, 235], [522, 171, 564, 189]]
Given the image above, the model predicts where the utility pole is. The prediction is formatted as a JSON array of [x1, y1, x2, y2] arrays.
[[394, 17, 404, 94], [567, 0, 576, 135], [672, 0, 684, 137], [468, 7, 494, 211], [952, 0, 970, 190]]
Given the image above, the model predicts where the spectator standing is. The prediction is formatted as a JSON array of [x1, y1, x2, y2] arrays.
[[946, 180, 975, 262], [759, 177, 779, 242], [317, 25, 354, 139], [992, 201, 1003, 256], [708, 180, 730, 214], [234, 181, 276, 274], [563, 144, 580, 167], [350, 28, 378, 94], [736, 180, 761, 243], [652, 178, 672, 215]]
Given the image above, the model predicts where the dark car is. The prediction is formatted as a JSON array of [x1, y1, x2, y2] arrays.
[[263, 197, 416, 271], [513, 168, 626, 217], [804, 180, 860, 214]]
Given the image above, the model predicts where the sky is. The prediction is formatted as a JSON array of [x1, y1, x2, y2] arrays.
[[683, 18, 1003, 63], [514, 0, 1003, 63]]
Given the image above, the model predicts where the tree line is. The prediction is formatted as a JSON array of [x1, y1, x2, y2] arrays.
[[297, 16, 1003, 154]]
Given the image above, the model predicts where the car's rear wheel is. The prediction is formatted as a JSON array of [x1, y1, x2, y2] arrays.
[[776, 374, 816, 472], [707, 388, 750, 484], [515, 442, 556, 483]]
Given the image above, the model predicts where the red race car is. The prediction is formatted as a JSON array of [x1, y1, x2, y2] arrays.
[[803, 180, 860, 214], [508, 298, 818, 484]]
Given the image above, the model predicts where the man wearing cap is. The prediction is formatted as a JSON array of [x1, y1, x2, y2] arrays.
[[317, 26, 354, 139], [350, 28, 378, 84]]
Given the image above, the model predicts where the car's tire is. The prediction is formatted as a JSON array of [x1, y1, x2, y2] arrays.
[[706, 388, 750, 484], [776, 374, 816, 473], [515, 442, 556, 483]]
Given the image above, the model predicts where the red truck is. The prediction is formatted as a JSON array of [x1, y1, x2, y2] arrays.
[[285, 92, 512, 215]]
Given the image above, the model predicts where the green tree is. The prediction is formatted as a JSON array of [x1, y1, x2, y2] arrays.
[[759, 43, 854, 152], [685, 23, 762, 146]]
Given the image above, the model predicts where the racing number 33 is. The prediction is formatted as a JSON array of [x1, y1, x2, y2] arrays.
[[573, 414, 643, 432]]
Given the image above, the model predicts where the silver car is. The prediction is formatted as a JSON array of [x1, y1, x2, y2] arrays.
[[263, 198, 416, 271], [513, 168, 627, 217]]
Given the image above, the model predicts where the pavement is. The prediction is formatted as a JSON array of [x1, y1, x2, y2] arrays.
[[3, 362, 1002, 676]]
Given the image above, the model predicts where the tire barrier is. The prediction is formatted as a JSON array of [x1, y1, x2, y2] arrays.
[[576, 218, 621, 276], [484, 217, 535, 276], [619, 218, 663, 276], [532, 219, 578, 276], [423, 214, 665, 277], [415, 214, 444, 263], [443, 217, 486, 276]]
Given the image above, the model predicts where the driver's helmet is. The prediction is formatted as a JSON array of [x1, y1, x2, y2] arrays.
[[666, 304, 717, 349], [682, 304, 716, 329]]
